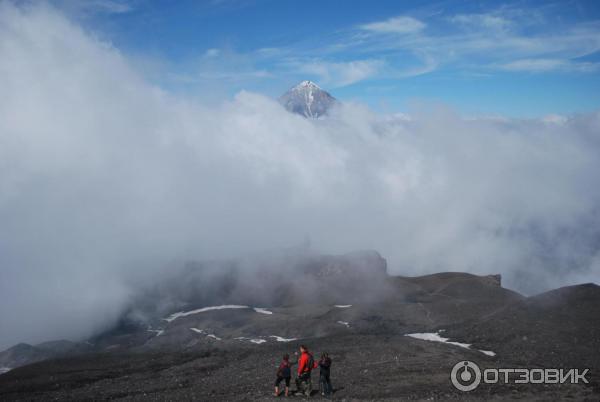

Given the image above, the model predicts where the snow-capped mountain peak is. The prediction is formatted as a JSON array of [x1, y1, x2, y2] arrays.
[[294, 80, 321, 90], [279, 80, 336, 118]]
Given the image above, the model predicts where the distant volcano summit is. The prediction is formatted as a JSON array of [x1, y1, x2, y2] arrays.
[[279, 80, 336, 118]]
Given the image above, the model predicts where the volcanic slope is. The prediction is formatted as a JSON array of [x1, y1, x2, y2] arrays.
[[0, 251, 598, 400]]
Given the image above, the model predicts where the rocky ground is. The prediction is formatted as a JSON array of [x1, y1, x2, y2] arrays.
[[0, 333, 597, 401], [0, 251, 598, 400]]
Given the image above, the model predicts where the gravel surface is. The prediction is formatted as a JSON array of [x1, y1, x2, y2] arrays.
[[0, 334, 597, 401]]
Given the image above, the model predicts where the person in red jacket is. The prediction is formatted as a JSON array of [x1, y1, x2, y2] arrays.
[[295, 345, 317, 396]]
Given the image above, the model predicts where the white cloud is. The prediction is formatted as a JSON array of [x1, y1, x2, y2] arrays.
[[290, 59, 384, 87], [90, 0, 132, 13], [131, 7, 600, 92], [541, 114, 567, 125], [498, 58, 599, 72], [168, 47, 273, 84], [346, 8, 600, 77], [451, 13, 511, 30], [204, 48, 221, 58], [1, 3, 600, 350], [360, 16, 425, 34], [59, 0, 133, 14], [500, 58, 568, 71], [174, 69, 271, 82]]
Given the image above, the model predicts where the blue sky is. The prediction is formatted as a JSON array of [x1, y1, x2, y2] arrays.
[[54, 0, 600, 116]]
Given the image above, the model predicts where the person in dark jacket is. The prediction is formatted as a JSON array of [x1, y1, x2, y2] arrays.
[[318, 352, 332, 397], [274, 354, 292, 397]]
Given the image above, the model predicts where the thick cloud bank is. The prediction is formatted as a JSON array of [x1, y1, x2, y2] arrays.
[[1, 4, 599, 348]]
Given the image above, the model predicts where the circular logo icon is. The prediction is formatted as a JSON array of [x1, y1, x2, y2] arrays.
[[450, 360, 481, 391]]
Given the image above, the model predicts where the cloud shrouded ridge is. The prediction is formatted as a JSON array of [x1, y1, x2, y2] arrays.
[[0, 3, 599, 349]]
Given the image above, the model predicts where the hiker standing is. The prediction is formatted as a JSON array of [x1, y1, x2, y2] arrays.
[[318, 352, 332, 398], [274, 354, 292, 397], [295, 345, 317, 396]]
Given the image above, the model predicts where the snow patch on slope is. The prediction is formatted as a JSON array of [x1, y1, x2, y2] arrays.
[[405, 331, 495, 356], [164, 305, 249, 322], [254, 308, 273, 315], [270, 335, 297, 342], [190, 327, 221, 341], [236, 337, 267, 344]]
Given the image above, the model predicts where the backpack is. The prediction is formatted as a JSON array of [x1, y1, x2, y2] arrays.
[[307, 353, 314, 372], [277, 361, 291, 378]]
